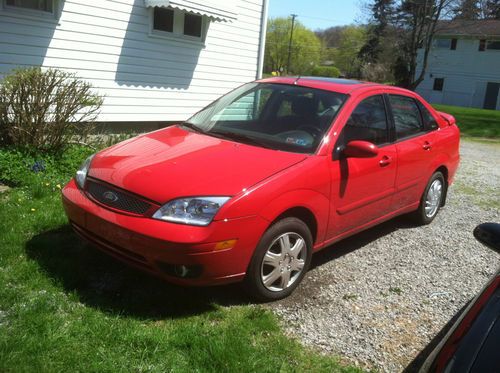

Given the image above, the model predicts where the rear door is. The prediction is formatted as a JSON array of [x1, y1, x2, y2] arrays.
[[327, 94, 398, 237], [387, 94, 438, 210]]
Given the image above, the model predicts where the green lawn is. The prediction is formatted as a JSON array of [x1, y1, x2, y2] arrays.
[[0, 148, 360, 372], [433, 104, 500, 139]]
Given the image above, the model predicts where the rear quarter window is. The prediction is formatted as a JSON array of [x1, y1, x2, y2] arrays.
[[417, 101, 439, 130], [389, 95, 424, 140]]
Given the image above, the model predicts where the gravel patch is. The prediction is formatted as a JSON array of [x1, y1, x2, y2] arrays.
[[268, 139, 500, 372]]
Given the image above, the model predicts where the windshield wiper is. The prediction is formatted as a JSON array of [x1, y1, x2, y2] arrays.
[[179, 122, 204, 133], [209, 130, 273, 149]]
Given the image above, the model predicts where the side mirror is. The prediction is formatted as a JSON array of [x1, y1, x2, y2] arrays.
[[343, 140, 379, 158], [474, 223, 500, 254]]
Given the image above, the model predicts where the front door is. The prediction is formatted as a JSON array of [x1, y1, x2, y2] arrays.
[[483, 82, 500, 110], [327, 94, 397, 238]]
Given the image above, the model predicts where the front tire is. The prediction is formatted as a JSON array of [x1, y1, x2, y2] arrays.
[[244, 217, 312, 302], [413, 172, 445, 225]]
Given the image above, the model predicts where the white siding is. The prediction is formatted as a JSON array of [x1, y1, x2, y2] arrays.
[[0, 0, 266, 122], [415, 38, 500, 110]]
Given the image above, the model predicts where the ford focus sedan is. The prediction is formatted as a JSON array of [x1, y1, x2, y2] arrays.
[[62, 77, 460, 301]]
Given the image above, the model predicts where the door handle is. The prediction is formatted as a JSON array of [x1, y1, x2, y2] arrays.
[[379, 155, 392, 167], [423, 141, 432, 150]]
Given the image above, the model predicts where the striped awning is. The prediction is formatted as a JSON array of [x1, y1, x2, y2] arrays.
[[144, 0, 237, 22]]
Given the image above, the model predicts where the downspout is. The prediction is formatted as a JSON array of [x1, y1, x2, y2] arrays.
[[256, 0, 269, 79]]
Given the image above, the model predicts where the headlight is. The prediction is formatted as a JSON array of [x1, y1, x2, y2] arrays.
[[75, 154, 95, 189], [152, 197, 230, 226]]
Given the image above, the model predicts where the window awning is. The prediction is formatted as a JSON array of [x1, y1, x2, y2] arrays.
[[144, 0, 237, 22]]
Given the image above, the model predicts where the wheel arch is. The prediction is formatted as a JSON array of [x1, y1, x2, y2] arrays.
[[272, 207, 318, 244], [258, 189, 329, 246]]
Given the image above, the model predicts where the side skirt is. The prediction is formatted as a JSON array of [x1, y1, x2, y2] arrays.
[[313, 202, 419, 252]]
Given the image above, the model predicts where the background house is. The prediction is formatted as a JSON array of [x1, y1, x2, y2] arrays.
[[0, 0, 268, 127], [415, 19, 500, 110]]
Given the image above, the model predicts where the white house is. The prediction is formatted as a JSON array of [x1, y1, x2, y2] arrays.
[[0, 0, 269, 126], [415, 19, 500, 110]]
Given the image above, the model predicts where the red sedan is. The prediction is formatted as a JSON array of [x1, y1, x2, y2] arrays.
[[62, 77, 460, 301]]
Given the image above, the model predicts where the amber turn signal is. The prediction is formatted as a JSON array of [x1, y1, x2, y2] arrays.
[[214, 239, 238, 251]]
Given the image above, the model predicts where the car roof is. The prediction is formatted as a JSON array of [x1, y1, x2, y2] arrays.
[[256, 76, 413, 96]]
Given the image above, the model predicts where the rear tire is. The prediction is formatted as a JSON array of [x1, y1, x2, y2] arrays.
[[413, 172, 445, 225], [244, 217, 312, 302]]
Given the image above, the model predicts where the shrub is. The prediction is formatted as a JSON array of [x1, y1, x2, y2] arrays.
[[0, 67, 103, 152], [310, 66, 341, 78]]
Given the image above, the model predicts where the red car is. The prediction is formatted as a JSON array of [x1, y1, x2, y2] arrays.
[[62, 77, 460, 301]]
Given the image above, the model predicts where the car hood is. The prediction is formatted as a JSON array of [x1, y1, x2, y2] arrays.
[[88, 126, 307, 203]]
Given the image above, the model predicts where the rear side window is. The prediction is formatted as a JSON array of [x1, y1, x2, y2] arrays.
[[417, 101, 438, 130], [342, 95, 389, 146], [389, 95, 424, 139]]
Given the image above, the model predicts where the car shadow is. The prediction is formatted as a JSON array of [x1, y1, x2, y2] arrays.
[[25, 225, 250, 320], [311, 215, 417, 270], [26, 216, 419, 318]]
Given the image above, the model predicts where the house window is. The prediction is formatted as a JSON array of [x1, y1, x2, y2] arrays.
[[151, 7, 206, 42], [433, 78, 444, 91], [434, 38, 451, 49], [184, 13, 202, 37], [153, 7, 174, 33], [450, 38, 457, 50], [486, 40, 500, 50], [479, 39, 486, 51], [5, 0, 52, 12]]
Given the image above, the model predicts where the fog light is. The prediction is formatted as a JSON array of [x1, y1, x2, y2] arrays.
[[214, 239, 237, 251], [156, 262, 202, 279], [175, 265, 189, 278]]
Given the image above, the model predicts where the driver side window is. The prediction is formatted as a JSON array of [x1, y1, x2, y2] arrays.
[[342, 95, 389, 146]]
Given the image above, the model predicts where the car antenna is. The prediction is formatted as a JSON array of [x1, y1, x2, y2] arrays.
[[294, 76, 301, 85]]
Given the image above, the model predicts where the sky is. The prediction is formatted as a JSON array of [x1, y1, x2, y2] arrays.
[[267, 0, 364, 30]]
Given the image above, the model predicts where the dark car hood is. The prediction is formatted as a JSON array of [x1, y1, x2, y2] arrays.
[[88, 126, 307, 203]]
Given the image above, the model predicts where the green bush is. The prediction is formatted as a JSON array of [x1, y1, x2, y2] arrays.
[[311, 66, 341, 78], [0, 67, 103, 152]]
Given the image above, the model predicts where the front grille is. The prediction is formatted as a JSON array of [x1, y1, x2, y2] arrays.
[[86, 179, 153, 215]]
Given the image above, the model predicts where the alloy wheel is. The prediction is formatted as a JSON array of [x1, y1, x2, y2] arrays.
[[425, 179, 443, 218], [260, 232, 307, 292]]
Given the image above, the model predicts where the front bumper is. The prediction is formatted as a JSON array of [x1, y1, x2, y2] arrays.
[[62, 179, 268, 286]]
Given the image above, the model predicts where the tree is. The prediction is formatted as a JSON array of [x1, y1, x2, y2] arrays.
[[315, 25, 350, 67], [330, 26, 368, 77], [452, 0, 481, 19], [393, 0, 457, 89], [484, 0, 500, 18], [315, 26, 349, 49], [357, 0, 398, 82], [264, 18, 322, 75], [359, 0, 395, 63]]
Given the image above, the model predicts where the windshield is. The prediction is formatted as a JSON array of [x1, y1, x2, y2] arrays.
[[184, 83, 348, 153]]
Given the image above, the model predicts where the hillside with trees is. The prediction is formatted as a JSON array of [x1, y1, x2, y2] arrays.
[[264, 0, 500, 89]]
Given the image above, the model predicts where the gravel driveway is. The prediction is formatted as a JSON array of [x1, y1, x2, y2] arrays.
[[268, 139, 500, 372]]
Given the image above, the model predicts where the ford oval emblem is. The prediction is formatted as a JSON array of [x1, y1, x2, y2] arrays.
[[103, 191, 118, 202]]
